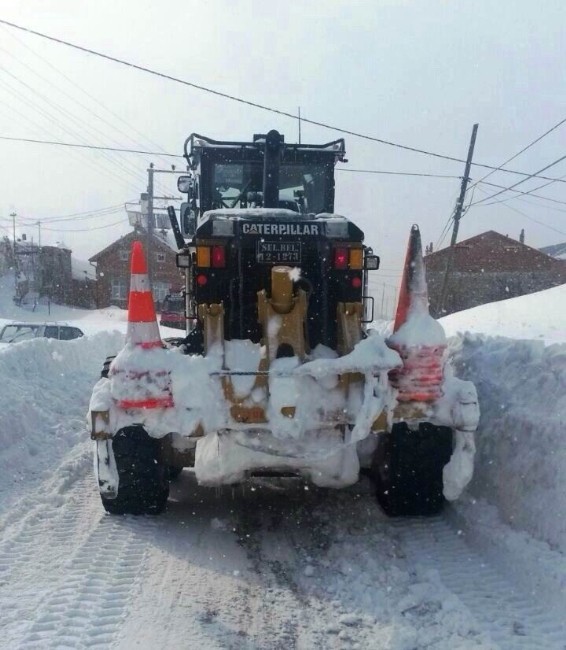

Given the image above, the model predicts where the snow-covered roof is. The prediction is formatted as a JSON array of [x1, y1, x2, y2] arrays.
[[71, 256, 96, 280], [540, 241, 566, 260], [152, 228, 178, 252], [89, 228, 179, 262]]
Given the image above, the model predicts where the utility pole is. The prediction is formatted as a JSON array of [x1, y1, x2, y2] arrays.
[[298, 106, 302, 144], [10, 212, 17, 290], [439, 123, 479, 314], [37, 220, 41, 248], [11, 211, 16, 250], [146, 163, 154, 288]]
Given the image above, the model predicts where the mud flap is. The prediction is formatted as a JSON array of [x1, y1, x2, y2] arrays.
[[94, 439, 119, 499], [443, 429, 476, 501]]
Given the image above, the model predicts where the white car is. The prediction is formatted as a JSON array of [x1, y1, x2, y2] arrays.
[[0, 322, 84, 345]]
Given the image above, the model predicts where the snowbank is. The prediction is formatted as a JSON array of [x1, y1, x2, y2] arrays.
[[449, 333, 566, 552], [0, 330, 124, 512], [440, 283, 566, 345]]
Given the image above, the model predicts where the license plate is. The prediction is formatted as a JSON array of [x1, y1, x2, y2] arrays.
[[256, 241, 301, 264]]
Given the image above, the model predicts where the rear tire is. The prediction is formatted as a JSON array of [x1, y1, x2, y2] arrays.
[[167, 465, 183, 480], [372, 422, 453, 517], [101, 426, 169, 515], [100, 355, 116, 379]]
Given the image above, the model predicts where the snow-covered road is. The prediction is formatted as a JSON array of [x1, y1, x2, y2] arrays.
[[0, 280, 565, 648], [1, 451, 564, 650]]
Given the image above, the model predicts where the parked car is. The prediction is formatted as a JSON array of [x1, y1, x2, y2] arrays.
[[159, 293, 185, 330], [0, 322, 84, 345]]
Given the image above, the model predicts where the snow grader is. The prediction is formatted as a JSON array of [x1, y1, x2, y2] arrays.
[[89, 130, 479, 516]]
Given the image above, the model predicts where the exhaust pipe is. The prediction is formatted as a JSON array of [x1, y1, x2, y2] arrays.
[[262, 130, 283, 208]]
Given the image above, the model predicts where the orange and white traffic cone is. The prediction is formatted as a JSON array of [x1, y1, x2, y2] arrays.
[[388, 225, 446, 402], [126, 240, 163, 349], [112, 240, 174, 410]]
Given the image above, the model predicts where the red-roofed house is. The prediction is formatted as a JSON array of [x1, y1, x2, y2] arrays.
[[89, 229, 182, 309], [424, 231, 566, 317]]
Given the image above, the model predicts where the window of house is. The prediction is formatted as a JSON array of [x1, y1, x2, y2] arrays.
[[119, 249, 129, 262], [111, 277, 128, 302], [156, 252, 166, 263], [152, 281, 169, 304]]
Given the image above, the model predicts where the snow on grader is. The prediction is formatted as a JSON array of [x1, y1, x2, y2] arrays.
[[88, 130, 479, 516]]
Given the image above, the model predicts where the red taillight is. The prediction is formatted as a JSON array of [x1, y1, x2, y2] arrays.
[[351, 276, 362, 289], [211, 246, 225, 268], [333, 248, 348, 270], [196, 274, 208, 286]]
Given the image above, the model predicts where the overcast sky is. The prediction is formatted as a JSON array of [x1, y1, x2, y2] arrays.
[[1, 0, 565, 305]]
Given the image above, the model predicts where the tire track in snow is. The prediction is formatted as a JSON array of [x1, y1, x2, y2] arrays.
[[0, 472, 102, 645], [0, 475, 94, 590], [394, 517, 566, 649], [111, 478, 340, 649], [231, 481, 383, 649], [17, 515, 155, 650]]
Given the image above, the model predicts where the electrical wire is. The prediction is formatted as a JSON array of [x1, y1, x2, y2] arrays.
[[473, 186, 566, 237], [0, 135, 483, 181], [0, 75, 144, 194], [0, 25, 176, 169], [482, 171, 566, 208], [41, 218, 129, 232], [466, 116, 566, 193], [0, 65, 156, 191], [2, 17, 566, 184], [473, 178, 566, 207], [0, 134, 180, 157], [8, 206, 127, 226], [470, 153, 566, 207], [436, 213, 455, 250], [0, 39, 174, 185], [337, 169, 461, 179]]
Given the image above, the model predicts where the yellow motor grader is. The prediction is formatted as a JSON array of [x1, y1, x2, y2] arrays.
[[89, 130, 479, 516]]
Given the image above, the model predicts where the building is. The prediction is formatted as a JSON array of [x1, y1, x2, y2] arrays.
[[540, 241, 566, 260], [37, 243, 72, 304], [70, 256, 97, 308], [424, 230, 566, 317], [89, 229, 181, 309], [0, 236, 14, 274]]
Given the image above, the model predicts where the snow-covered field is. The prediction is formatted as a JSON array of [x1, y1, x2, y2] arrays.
[[0, 274, 565, 648]]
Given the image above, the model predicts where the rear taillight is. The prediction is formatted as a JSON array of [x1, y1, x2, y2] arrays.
[[196, 245, 226, 268], [333, 248, 348, 270], [333, 246, 363, 270], [211, 245, 226, 268], [196, 246, 210, 267], [349, 248, 363, 270]]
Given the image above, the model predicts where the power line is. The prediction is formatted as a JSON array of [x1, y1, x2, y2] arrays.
[[466, 116, 566, 193], [0, 134, 180, 157], [0, 19, 473, 164], [0, 65, 148, 187], [1, 204, 124, 224], [0, 75, 145, 194], [6, 131, 566, 198], [2, 17, 566, 185], [497, 202, 566, 237], [41, 218, 128, 232], [0, 41, 172, 187], [3, 133, 566, 197], [474, 185, 566, 237], [474, 178, 566, 207], [337, 169, 461, 179], [1, 25, 176, 169], [0, 134, 484, 180], [470, 152, 566, 207], [482, 172, 566, 208]]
